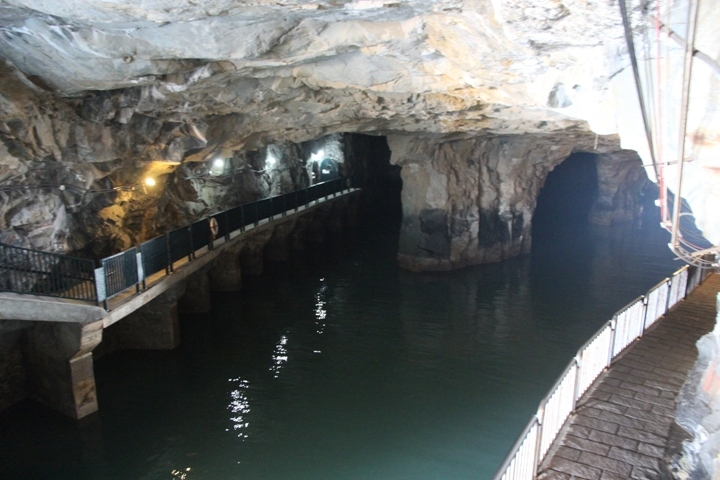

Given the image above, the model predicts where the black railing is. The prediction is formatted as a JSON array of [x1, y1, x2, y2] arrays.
[[96, 177, 354, 306], [101, 249, 139, 304], [140, 236, 169, 280], [0, 243, 97, 303], [0, 178, 356, 309]]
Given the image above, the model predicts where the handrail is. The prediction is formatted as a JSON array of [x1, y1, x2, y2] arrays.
[[94, 177, 356, 308], [0, 177, 357, 309], [0, 243, 98, 303], [493, 263, 711, 480]]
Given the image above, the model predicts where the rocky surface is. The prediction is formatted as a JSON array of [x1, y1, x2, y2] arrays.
[[390, 133, 641, 270], [0, 60, 352, 256], [667, 293, 720, 479], [0, 0, 717, 266]]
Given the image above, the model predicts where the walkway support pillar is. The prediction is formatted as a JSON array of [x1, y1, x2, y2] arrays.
[[289, 214, 313, 251], [102, 287, 184, 351], [265, 219, 296, 262], [208, 249, 243, 292], [25, 320, 103, 419], [179, 270, 213, 313], [240, 228, 274, 275]]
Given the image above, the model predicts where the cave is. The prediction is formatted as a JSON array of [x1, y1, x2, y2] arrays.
[[532, 151, 599, 243], [0, 1, 718, 479]]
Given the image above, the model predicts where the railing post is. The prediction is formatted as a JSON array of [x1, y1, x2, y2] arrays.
[[240, 204, 245, 233], [134, 247, 142, 293], [101, 264, 109, 310], [532, 411, 544, 479], [608, 317, 617, 365], [165, 232, 173, 273], [572, 356, 582, 413], [188, 225, 195, 261], [137, 248, 145, 291]]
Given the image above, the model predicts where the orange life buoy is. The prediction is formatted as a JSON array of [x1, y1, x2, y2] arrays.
[[209, 217, 219, 238]]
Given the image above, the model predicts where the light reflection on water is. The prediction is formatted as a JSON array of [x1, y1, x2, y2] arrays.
[[227, 377, 251, 439], [0, 213, 681, 480]]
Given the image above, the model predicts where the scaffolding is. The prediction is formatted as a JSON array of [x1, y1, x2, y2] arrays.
[[620, 0, 719, 268]]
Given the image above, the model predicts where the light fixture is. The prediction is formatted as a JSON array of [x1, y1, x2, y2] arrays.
[[209, 157, 226, 176], [266, 151, 277, 167], [310, 148, 325, 164], [144, 177, 156, 187]]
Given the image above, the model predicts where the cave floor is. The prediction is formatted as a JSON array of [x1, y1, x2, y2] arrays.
[[538, 273, 720, 480]]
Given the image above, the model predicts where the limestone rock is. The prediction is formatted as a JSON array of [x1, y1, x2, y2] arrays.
[[0, 0, 717, 263]]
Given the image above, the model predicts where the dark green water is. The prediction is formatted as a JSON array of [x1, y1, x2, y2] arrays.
[[0, 192, 680, 480]]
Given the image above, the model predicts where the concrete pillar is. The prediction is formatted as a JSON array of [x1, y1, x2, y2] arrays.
[[178, 270, 213, 312], [289, 213, 313, 251], [343, 196, 360, 239], [327, 199, 348, 244], [0, 321, 29, 411], [240, 227, 274, 275], [306, 205, 330, 245], [208, 250, 243, 292], [265, 219, 296, 262], [102, 287, 183, 351], [24, 320, 103, 419]]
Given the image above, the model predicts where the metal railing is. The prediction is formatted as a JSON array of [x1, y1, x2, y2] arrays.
[[0, 177, 356, 309], [493, 263, 710, 480], [95, 177, 355, 308], [0, 243, 97, 302]]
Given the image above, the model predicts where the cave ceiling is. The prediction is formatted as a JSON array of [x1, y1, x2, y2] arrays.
[[0, 0, 628, 146], [1, 0, 719, 251]]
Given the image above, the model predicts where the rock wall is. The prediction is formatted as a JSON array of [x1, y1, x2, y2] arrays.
[[590, 151, 651, 227], [0, 0, 718, 256], [389, 133, 646, 271], [0, 62, 354, 257], [667, 292, 720, 479]]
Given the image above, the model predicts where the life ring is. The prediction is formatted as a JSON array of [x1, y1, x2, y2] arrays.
[[209, 217, 219, 239]]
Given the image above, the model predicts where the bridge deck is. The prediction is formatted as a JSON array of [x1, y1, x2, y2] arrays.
[[538, 273, 719, 480], [0, 189, 360, 326]]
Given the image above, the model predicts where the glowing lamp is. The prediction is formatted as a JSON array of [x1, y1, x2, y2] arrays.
[[266, 152, 277, 167], [210, 157, 226, 176], [144, 177, 156, 187], [310, 148, 325, 164]]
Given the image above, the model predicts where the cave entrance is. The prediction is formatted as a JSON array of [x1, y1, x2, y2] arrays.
[[348, 134, 402, 229], [531, 152, 599, 247]]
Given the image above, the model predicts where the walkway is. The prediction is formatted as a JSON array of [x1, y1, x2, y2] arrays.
[[538, 273, 720, 479], [0, 188, 360, 327]]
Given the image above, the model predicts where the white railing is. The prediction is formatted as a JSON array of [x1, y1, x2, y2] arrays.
[[644, 279, 670, 330], [538, 360, 578, 459], [612, 296, 646, 357], [668, 266, 689, 309], [492, 264, 711, 480], [576, 323, 613, 399]]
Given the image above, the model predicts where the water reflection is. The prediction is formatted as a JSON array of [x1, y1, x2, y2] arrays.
[[270, 335, 289, 378], [0, 209, 681, 480], [315, 278, 328, 335], [170, 467, 193, 479], [227, 377, 251, 439]]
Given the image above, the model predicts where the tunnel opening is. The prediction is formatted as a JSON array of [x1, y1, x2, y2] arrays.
[[531, 152, 599, 249], [347, 133, 402, 231]]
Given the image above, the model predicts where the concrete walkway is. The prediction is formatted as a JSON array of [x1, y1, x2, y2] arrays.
[[538, 273, 720, 480]]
